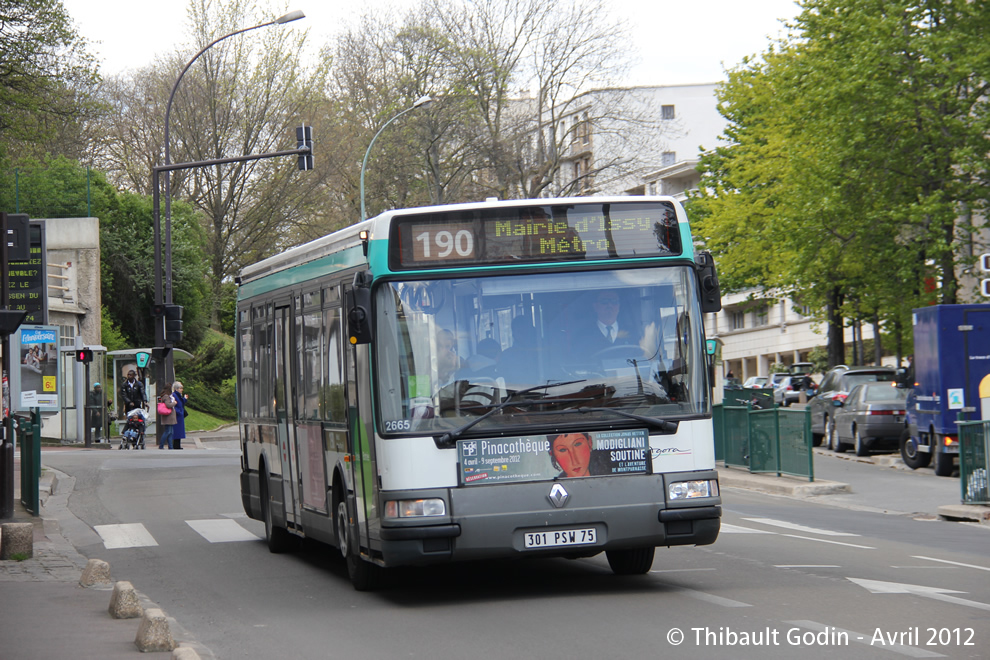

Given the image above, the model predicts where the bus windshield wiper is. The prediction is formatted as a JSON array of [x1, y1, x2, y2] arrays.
[[566, 407, 678, 433], [435, 379, 587, 449]]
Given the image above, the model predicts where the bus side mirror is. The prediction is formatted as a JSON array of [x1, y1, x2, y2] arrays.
[[346, 272, 373, 345], [695, 251, 722, 313]]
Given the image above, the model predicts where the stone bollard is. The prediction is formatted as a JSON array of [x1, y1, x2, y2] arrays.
[[172, 647, 202, 660], [0, 522, 34, 559], [134, 608, 176, 652], [108, 580, 143, 619], [79, 558, 112, 587]]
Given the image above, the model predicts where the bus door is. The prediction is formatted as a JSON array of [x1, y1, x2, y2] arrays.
[[343, 283, 377, 547], [274, 305, 301, 528]]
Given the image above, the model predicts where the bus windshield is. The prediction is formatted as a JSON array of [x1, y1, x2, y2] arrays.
[[375, 266, 709, 436]]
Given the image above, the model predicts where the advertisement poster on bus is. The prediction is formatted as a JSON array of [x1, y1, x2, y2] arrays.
[[10, 325, 60, 412], [458, 428, 650, 485]]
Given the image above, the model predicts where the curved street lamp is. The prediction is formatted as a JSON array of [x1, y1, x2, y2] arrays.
[[359, 95, 433, 222], [152, 9, 305, 380]]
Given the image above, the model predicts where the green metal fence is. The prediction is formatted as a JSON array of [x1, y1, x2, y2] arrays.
[[16, 409, 42, 516], [714, 403, 814, 481], [958, 419, 989, 505]]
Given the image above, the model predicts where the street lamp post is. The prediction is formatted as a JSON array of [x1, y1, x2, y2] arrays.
[[359, 95, 433, 222], [152, 9, 304, 383]]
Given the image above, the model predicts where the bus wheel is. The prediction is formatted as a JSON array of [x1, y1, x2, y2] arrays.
[[933, 451, 955, 477], [333, 489, 383, 591], [606, 546, 655, 575], [899, 429, 930, 470], [261, 467, 294, 554]]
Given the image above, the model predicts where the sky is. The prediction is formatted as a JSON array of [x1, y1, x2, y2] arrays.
[[62, 0, 801, 86]]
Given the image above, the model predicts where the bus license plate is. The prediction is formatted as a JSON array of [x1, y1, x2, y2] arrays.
[[524, 528, 597, 549]]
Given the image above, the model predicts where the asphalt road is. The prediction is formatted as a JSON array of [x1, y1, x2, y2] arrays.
[[39, 444, 990, 660]]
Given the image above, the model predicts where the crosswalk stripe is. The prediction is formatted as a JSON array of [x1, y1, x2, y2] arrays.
[[742, 517, 859, 536], [186, 519, 259, 543], [94, 523, 158, 549]]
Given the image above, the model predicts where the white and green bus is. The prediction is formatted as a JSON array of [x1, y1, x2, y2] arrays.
[[236, 197, 723, 589]]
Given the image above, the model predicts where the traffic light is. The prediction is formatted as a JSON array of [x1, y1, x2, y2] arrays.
[[163, 304, 183, 344], [75, 348, 94, 363], [296, 125, 313, 171]]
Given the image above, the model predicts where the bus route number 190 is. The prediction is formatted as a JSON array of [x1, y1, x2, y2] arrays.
[[524, 527, 597, 549]]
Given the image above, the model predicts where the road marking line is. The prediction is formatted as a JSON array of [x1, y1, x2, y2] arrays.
[[94, 523, 158, 549], [784, 620, 944, 658], [743, 517, 859, 536], [649, 568, 717, 573], [782, 534, 875, 549], [673, 587, 751, 608], [848, 577, 990, 613], [719, 523, 776, 534], [774, 565, 840, 568], [186, 519, 259, 543], [912, 555, 990, 572]]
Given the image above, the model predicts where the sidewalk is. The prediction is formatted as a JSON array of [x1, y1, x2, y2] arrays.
[[0, 427, 235, 659]]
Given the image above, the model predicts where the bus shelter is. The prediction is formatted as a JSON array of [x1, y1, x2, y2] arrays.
[[107, 348, 192, 438]]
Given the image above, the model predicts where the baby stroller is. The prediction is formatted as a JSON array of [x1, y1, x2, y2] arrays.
[[119, 408, 148, 450]]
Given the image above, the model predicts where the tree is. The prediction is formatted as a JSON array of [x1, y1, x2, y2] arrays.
[[0, 0, 100, 163], [693, 0, 990, 367]]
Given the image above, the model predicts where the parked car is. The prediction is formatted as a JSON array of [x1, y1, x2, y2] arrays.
[[743, 376, 768, 389], [773, 376, 798, 407], [766, 372, 790, 390], [789, 362, 814, 377], [810, 365, 897, 447], [829, 382, 908, 455]]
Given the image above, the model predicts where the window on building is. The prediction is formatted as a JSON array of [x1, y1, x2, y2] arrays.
[[661, 151, 676, 167], [754, 306, 769, 327], [661, 105, 675, 120], [729, 310, 745, 330]]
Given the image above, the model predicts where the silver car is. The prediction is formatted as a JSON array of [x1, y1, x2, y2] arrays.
[[829, 382, 908, 456]]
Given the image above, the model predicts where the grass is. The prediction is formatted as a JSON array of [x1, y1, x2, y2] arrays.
[[9, 552, 30, 561], [185, 408, 234, 433]]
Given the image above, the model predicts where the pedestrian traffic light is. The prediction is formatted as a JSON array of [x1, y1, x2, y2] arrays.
[[75, 348, 94, 363], [163, 304, 183, 344], [296, 124, 314, 171]]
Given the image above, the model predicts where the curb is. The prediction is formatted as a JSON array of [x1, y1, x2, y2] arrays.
[[718, 468, 851, 497], [937, 504, 990, 525]]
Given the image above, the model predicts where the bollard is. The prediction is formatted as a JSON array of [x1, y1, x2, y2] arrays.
[[79, 558, 112, 587], [134, 608, 176, 652], [0, 522, 34, 559], [108, 580, 143, 619]]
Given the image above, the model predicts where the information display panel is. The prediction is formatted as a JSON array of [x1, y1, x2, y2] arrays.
[[391, 201, 681, 269]]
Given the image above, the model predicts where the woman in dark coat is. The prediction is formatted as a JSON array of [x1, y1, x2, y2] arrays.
[[171, 381, 188, 450]]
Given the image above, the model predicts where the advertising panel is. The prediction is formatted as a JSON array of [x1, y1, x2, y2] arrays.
[[458, 428, 650, 485], [11, 325, 60, 412]]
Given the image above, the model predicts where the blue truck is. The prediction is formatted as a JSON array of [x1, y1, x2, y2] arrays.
[[901, 304, 990, 477]]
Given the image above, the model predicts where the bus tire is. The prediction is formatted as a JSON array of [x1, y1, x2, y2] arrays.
[[261, 466, 294, 554], [334, 488, 383, 591], [933, 451, 954, 477], [606, 546, 655, 575], [899, 429, 930, 470]]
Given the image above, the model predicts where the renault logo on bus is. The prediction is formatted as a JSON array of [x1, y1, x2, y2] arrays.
[[548, 483, 570, 508]]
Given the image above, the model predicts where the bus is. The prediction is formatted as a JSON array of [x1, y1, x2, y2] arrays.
[[236, 196, 723, 589]]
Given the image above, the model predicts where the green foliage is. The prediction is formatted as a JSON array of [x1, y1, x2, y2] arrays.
[[184, 408, 233, 433], [99, 307, 129, 352], [175, 330, 236, 420]]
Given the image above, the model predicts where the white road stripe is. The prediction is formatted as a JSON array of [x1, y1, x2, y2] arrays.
[[775, 565, 840, 568], [94, 523, 158, 549], [719, 523, 776, 534], [782, 534, 875, 549], [186, 519, 259, 543], [784, 620, 944, 658], [912, 556, 990, 572], [673, 587, 751, 608], [742, 517, 859, 536]]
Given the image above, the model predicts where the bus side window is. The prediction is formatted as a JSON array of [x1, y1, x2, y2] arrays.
[[324, 307, 345, 423]]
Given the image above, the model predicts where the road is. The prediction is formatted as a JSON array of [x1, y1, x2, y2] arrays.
[[39, 443, 990, 660]]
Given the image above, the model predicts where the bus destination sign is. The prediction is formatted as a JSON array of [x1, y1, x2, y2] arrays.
[[391, 202, 681, 269]]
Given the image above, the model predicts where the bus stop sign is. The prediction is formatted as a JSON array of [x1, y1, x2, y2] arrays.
[[135, 351, 150, 368]]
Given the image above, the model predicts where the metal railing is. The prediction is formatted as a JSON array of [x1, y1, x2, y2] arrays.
[[714, 395, 814, 481], [958, 419, 989, 505], [16, 409, 42, 516]]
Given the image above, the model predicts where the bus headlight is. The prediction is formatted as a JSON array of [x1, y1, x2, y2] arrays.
[[668, 479, 719, 501], [384, 498, 446, 519]]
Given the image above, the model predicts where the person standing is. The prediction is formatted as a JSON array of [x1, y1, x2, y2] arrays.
[[156, 383, 177, 450], [171, 381, 188, 450], [120, 369, 147, 413], [87, 383, 105, 443]]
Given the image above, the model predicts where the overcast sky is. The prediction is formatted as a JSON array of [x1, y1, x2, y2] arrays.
[[63, 0, 800, 86]]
